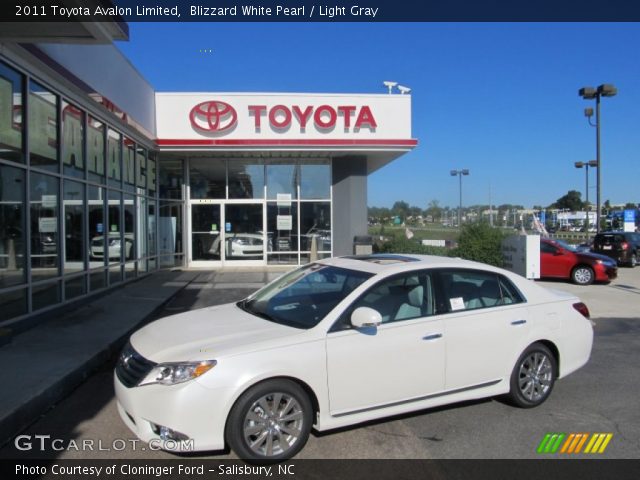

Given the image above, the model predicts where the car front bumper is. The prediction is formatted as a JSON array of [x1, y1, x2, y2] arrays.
[[114, 372, 233, 452]]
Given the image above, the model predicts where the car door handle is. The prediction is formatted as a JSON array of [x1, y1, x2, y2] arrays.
[[511, 320, 527, 325], [422, 333, 443, 340]]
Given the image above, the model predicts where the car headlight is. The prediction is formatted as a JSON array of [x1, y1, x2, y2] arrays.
[[139, 360, 216, 386], [109, 238, 121, 247]]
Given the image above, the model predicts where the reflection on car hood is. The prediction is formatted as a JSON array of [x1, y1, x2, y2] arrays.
[[578, 251, 617, 265], [130, 303, 303, 363]]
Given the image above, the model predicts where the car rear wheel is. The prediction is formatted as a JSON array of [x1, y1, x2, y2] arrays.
[[629, 252, 637, 268], [225, 379, 312, 462], [507, 343, 557, 408], [571, 265, 594, 285]]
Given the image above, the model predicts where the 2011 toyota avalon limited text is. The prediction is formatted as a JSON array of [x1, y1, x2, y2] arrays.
[[114, 254, 594, 462]]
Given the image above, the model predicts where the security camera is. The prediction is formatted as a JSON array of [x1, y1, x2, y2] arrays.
[[397, 85, 411, 94], [383, 81, 398, 94]]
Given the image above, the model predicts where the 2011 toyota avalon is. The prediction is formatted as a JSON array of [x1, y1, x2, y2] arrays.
[[115, 254, 593, 461]]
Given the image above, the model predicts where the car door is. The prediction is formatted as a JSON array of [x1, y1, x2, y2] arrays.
[[436, 269, 530, 391], [541, 240, 573, 278], [325, 270, 445, 415]]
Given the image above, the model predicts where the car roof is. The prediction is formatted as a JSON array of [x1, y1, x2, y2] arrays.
[[317, 254, 507, 276]]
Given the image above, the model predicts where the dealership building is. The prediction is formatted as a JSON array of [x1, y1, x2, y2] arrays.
[[0, 18, 416, 326]]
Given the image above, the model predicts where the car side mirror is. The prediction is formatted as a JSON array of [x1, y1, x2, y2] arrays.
[[351, 307, 382, 329], [554, 250, 564, 256]]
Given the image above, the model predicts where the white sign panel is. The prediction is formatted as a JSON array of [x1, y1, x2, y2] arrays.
[[277, 215, 292, 231], [38, 217, 57, 233], [502, 235, 540, 279], [155, 92, 414, 142], [276, 193, 292, 207], [42, 195, 57, 208]]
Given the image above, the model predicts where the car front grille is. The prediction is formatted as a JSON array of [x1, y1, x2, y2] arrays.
[[115, 342, 157, 388]]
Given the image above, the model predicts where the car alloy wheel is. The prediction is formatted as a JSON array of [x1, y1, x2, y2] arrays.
[[571, 265, 594, 285], [226, 379, 312, 462], [507, 343, 556, 408]]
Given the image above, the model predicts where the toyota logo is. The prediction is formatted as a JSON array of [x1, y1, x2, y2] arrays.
[[189, 101, 237, 134]]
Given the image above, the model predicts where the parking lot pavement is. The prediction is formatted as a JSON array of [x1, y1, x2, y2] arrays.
[[537, 266, 640, 319], [2, 264, 639, 461]]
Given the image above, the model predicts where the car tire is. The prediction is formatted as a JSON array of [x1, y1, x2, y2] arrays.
[[225, 379, 313, 462], [629, 252, 637, 268], [507, 343, 557, 408], [571, 265, 594, 285]]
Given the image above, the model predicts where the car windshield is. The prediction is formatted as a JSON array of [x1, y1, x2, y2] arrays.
[[237, 263, 373, 329], [554, 239, 577, 251]]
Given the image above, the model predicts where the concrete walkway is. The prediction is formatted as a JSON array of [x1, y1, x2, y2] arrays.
[[0, 269, 200, 447]]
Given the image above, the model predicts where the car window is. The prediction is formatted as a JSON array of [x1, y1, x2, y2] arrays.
[[331, 270, 436, 331], [438, 269, 525, 312], [240, 264, 373, 329], [540, 242, 557, 254]]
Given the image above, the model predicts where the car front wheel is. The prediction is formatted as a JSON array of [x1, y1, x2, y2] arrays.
[[507, 343, 557, 408], [571, 265, 594, 285], [225, 379, 312, 462]]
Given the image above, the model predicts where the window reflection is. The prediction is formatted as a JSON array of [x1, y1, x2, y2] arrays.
[[62, 102, 84, 178], [159, 158, 183, 199], [228, 160, 264, 199], [29, 81, 58, 171], [107, 129, 121, 187], [30, 172, 59, 280], [300, 160, 330, 199], [189, 158, 225, 199], [0, 61, 24, 164], [88, 185, 105, 268], [0, 165, 25, 287], [87, 116, 105, 183], [300, 202, 331, 251], [64, 180, 85, 273], [267, 161, 297, 200]]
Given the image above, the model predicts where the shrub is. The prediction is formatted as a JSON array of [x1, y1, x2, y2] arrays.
[[452, 222, 506, 267]]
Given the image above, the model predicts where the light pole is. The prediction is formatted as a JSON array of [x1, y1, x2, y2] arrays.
[[574, 160, 598, 233], [450, 169, 469, 227], [579, 84, 617, 233]]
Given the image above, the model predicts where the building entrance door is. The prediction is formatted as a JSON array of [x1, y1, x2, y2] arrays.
[[191, 203, 222, 262], [189, 201, 266, 266]]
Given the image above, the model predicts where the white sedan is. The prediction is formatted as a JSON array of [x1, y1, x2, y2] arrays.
[[114, 254, 593, 461]]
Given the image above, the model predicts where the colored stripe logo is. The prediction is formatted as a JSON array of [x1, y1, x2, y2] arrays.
[[537, 433, 613, 454]]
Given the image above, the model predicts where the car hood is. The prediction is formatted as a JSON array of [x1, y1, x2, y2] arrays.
[[130, 303, 304, 363], [577, 251, 617, 265]]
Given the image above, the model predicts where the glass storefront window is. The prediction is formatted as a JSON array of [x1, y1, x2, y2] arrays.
[[148, 153, 157, 194], [300, 160, 330, 199], [87, 116, 105, 183], [138, 196, 148, 260], [63, 180, 85, 273], [300, 202, 331, 251], [0, 61, 24, 164], [62, 101, 84, 178], [0, 165, 25, 288], [228, 160, 264, 199], [159, 158, 183, 200], [267, 203, 298, 253], [107, 129, 121, 187], [148, 200, 157, 256], [88, 185, 105, 268], [224, 204, 264, 260], [267, 161, 297, 200], [107, 190, 122, 264], [136, 146, 147, 193], [189, 158, 225, 199], [29, 81, 58, 172], [159, 201, 182, 256], [123, 137, 135, 192], [124, 194, 135, 261], [30, 172, 59, 280], [191, 203, 221, 261]]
